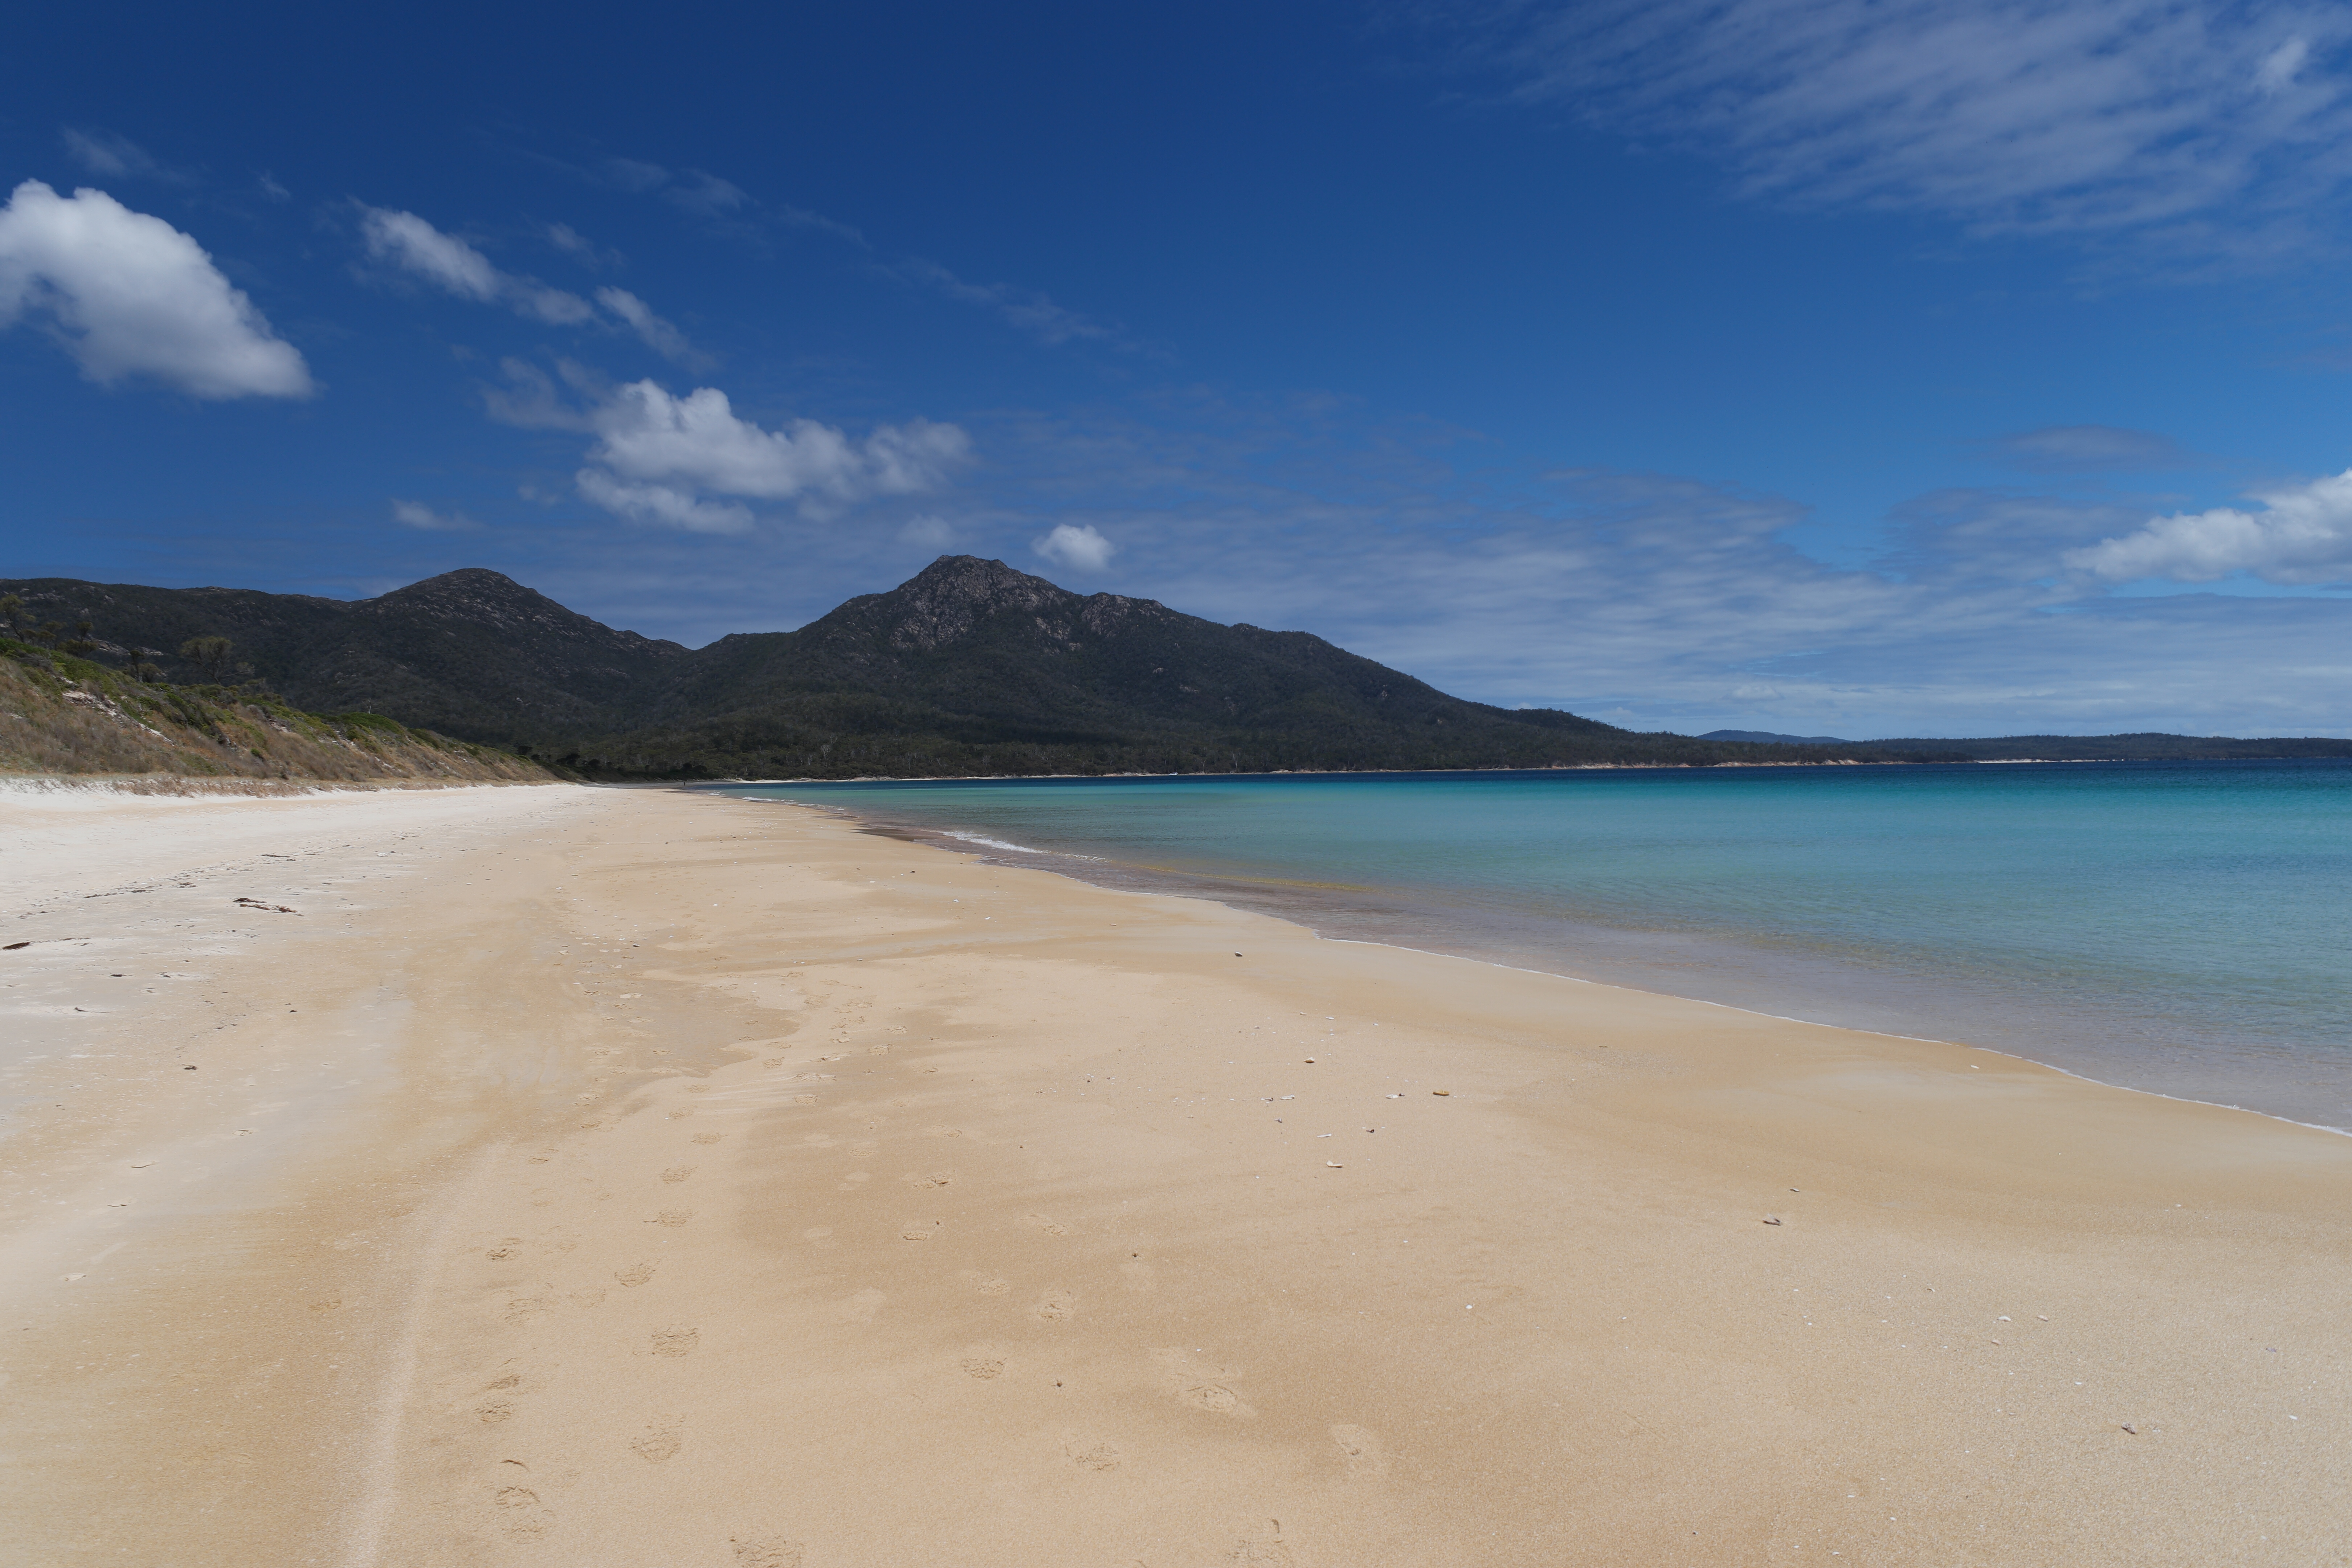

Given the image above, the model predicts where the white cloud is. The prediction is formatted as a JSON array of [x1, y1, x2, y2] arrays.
[[0, 180, 313, 398], [360, 206, 594, 323], [361, 207, 503, 300], [563, 378, 969, 531], [390, 499, 479, 531], [362, 208, 715, 350], [574, 469, 753, 534], [892, 257, 1119, 346], [593, 287, 706, 367], [60, 128, 173, 181], [2065, 469, 2352, 584], [1032, 522, 1116, 572], [1986, 424, 2194, 472], [901, 514, 957, 549], [1448, 0, 2352, 243]]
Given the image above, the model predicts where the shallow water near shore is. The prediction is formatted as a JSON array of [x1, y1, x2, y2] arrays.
[[716, 761, 2352, 1130]]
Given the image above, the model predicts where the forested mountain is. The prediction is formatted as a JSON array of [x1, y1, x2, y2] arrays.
[[8, 557, 2344, 778]]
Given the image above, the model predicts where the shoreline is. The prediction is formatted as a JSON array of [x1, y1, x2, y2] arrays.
[[6, 783, 2348, 1565], [735, 787, 2352, 1140]]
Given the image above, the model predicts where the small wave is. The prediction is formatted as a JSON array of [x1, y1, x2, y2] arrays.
[[942, 830, 1046, 854]]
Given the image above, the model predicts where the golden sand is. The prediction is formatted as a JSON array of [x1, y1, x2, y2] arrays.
[[3, 784, 2344, 1566]]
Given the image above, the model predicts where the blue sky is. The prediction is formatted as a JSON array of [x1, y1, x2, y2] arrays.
[[5, 0, 2352, 738]]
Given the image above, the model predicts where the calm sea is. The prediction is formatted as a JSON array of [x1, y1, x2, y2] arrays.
[[715, 762, 2352, 1131]]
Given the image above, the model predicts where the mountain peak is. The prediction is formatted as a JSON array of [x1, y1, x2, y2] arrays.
[[869, 556, 1081, 650]]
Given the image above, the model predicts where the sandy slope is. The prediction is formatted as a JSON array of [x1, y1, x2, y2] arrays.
[[3, 785, 2345, 1567]]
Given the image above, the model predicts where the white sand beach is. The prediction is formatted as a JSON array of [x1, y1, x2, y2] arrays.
[[4, 783, 2345, 1567]]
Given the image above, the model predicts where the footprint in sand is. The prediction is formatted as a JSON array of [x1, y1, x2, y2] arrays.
[[649, 1327, 700, 1357], [632, 1416, 683, 1462], [503, 1295, 554, 1327], [661, 1166, 695, 1184], [1032, 1291, 1077, 1323], [493, 1486, 551, 1541], [1330, 1424, 1388, 1478], [1233, 1530, 1296, 1566], [1153, 1349, 1255, 1417], [615, 1263, 656, 1287], [962, 1273, 1011, 1295], [839, 1171, 871, 1192], [1022, 1213, 1071, 1236], [692, 1132, 726, 1145], [902, 1171, 955, 1189], [731, 1533, 804, 1567], [477, 1399, 516, 1424], [900, 1220, 940, 1241], [309, 1292, 343, 1312], [960, 1356, 1006, 1380], [649, 1210, 693, 1227], [485, 1239, 522, 1261], [1058, 1430, 1121, 1471]]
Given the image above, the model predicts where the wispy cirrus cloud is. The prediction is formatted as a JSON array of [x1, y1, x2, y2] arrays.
[[358, 207, 708, 364], [582, 153, 1126, 349], [886, 257, 1127, 348], [1983, 424, 2198, 473], [390, 499, 480, 531], [59, 127, 192, 185], [1422, 0, 2352, 257]]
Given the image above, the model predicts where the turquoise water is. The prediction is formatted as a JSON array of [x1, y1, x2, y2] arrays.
[[717, 763, 2352, 1130]]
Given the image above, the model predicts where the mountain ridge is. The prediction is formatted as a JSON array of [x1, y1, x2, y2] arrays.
[[8, 558, 2348, 777]]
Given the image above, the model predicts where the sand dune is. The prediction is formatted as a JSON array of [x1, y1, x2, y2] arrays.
[[4, 784, 2344, 1566]]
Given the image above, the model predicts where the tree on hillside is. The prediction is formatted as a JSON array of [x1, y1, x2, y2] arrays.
[[179, 635, 236, 682]]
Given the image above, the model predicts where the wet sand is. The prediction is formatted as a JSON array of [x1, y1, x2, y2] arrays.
[[3, 784, 2345, 1566]]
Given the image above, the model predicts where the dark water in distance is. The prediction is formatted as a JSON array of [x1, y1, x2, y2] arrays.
[[716, 761, 2352, 1131]]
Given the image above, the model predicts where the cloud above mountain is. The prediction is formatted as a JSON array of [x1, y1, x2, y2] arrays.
[[0, 180, 312, 399]]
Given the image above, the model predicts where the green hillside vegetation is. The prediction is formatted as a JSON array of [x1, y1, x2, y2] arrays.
[[1861, 733, 2352, 761], [8, 557, 2344, 780], [0, 636, 561, 783]]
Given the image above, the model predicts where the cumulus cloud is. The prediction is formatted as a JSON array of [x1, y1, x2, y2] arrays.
[[491, 372, 969, 532], [390, 499, 479, 531], [1986, 424, 2196, 472], [574, 469, 753, 534], [581, 381, 973, 526], [1032, 522, 1116, 571], [1442, 0, 2352, 244], [2065, 469, 2352, 583], [0, 180, 312, 398]]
